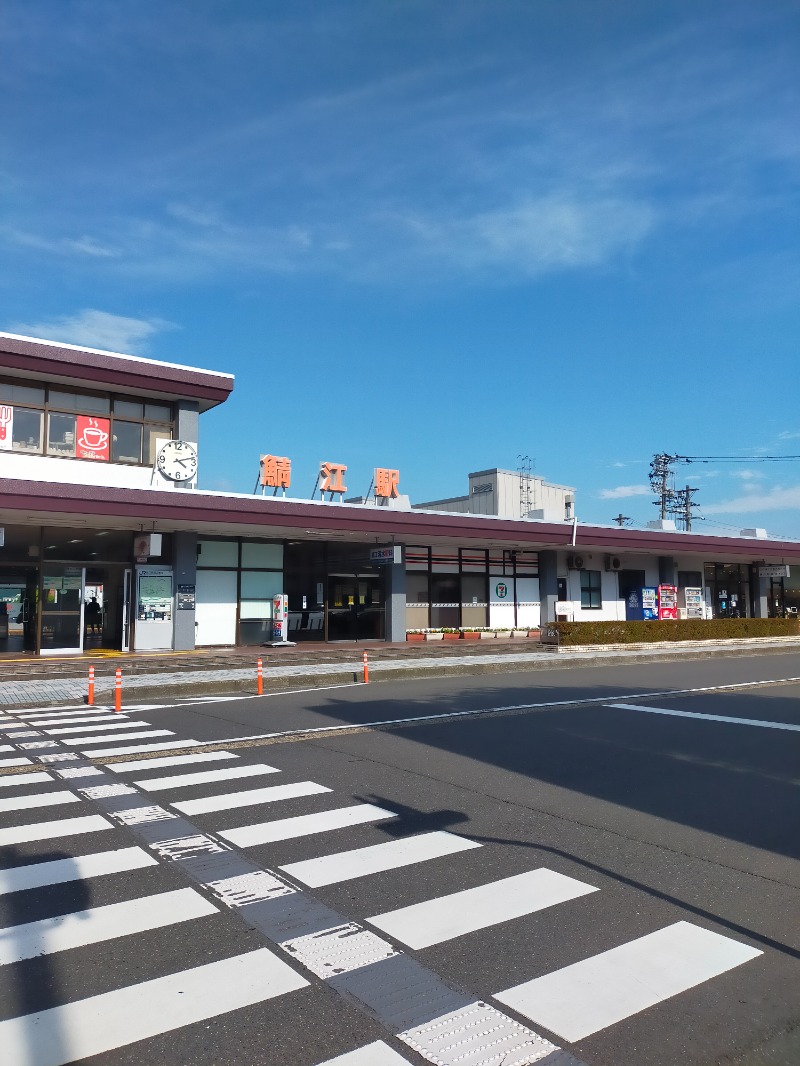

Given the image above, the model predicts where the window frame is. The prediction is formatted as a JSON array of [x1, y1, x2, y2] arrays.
[[580, 569, 603, 609]]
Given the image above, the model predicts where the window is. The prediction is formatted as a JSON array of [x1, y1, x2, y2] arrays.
[[580, 570, 602, 609], [0, 378, 174, 466]]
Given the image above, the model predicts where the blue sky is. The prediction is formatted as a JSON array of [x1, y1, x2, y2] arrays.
[[2, 1, 799, 535]]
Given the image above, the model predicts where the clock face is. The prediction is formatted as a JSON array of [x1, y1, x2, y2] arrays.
[[157, 440, 198, 482]]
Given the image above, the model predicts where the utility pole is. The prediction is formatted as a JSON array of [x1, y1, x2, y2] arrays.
[[613, 513, 632, 527], [669, 484, 699, 531], [649, 453, 677, 519]]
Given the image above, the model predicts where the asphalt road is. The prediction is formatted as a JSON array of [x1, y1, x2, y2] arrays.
[[1, 652, 799, 1066]]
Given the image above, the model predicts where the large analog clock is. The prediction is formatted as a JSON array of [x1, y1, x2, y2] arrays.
[[157, 440, 198, 482]]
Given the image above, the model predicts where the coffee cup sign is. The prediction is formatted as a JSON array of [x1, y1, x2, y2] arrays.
[[76, 416, 110, 461]]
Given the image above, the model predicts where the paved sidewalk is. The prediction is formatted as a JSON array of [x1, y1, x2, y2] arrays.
[[1, 636, 799, 708]]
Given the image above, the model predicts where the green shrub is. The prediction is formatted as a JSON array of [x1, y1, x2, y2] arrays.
[[550, 617, 800, 645]]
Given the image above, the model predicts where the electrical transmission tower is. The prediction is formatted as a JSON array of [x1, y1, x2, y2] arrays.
[[613, 513, 632, 527], [518, 454, 534, 518]]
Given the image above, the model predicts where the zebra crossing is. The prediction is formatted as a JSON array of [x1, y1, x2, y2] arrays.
[[0, 700, 766, 1066]]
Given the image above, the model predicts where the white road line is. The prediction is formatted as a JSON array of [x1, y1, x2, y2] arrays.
[[0, 744, 14, 752], [495, 920, 763, 1041], [173, 781, 331, 816], [0, 814, 113, 846], [314, 1041, 411, 1065], [0, 846, 158, 895], [606, 702, 800, 732], [44, 721, 150, 735], [368, 868, 599, 949], [0, 772, 53, 788], [107, 750, 238, 773], [0, 947, 307, 1066], [135, 762, 279, 792], [221, 804, 397, 848], [0, 790, 79, 815], [89, 739, 201, 757], [72, 729, 174, 745], [282, 831, 482, 889], [0, 887, 217, 965], [23, 715, 130, 727], [0, 757, 32, 767]]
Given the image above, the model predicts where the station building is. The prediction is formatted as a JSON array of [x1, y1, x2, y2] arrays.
[[1, 331, 799, 656]]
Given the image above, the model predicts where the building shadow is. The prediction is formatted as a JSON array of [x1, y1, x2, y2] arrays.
[[1, 847, 91, 1064]]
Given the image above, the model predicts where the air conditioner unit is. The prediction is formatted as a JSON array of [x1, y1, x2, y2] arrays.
[[605, 555, 622, 571], [567, 554, 586, 570]]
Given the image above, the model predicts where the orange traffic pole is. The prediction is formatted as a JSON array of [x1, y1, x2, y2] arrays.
[[257, 657, 263, 696], [114, 668, 122, 712], [362, 650, 369, 684], [87, 665, 95, 706]]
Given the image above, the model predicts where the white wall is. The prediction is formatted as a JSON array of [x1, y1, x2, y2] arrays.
[[0, 449, 195, 490], [195, 570, 237, 646]]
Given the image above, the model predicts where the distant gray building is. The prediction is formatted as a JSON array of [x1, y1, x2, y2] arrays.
[[414, 467, 575, 523]]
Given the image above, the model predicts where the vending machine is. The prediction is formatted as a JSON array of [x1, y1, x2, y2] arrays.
[[272, 594, 289, 643], [658, 584, 678, 620], [641, 587, 659, 620]]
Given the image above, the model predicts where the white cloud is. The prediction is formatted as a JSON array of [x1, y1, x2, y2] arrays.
[[597, 484, 652, 500], [778, 430, 800, 441], [8, 309, 175, 354], [731, 469, 765, 481], [8, 229, 118, 258], [702, 485, 800, 515]]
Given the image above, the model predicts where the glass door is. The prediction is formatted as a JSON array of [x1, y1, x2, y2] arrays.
[[0, 568, 38, 654], [40, 566, 84, 655], [327, 573, 385, 641]]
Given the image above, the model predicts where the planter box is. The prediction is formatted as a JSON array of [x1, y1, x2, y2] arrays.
[[406, 633, 425, 642], [494, 632, 512, 640], [511, 630, 527, 638], [527, 630, 540, 638], [479, 630, 495, 639], [424, 631, 444, 641], [442, 632, 461, 641], [460, 631, 481, 640]]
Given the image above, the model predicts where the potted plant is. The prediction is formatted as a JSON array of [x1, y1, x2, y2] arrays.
[[460, 628, 481, 640], [494, 628, 512, 640], [424, 629, 444, 641], [511, 628, 527, 638], [442, 627, 461, 641], [406, 629, 426, 642]]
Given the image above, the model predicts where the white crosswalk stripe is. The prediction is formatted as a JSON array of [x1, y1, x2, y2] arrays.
[[70, 729, 175, 745], [0, 814, 113, 846], [0, 887, 217, 965], [43, 720, 151, 735], [134, 761, 279, 791], [89, 739, 202, 757], [0, 846, 158, 895], [0, 757, 32, 767], [0, 789, 79, 815], [21, 714, 131, 727], [367, 868, 599, 949], [220, 803, 397, 847], [0, 771, 53, 788], [314, 1042, 412, 1065], [107, 750, 238, 772], [495, 920, 763, 1041], [281, 831, 481, 888], [0, 948, 307, 1066], [173, 780, 331, 816]]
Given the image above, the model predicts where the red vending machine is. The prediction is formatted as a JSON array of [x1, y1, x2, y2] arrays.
[[658, 584, 678, 620]]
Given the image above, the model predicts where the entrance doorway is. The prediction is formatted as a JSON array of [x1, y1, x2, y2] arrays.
[[327, 573, 385, 641], [618, 570, 646, 620], [0, 568, 38, 655]]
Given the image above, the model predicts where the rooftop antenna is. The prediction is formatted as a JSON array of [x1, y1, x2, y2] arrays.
[[517, 454, 534, 518]]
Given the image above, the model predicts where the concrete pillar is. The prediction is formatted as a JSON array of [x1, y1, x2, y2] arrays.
[[538, 550, 558, 623], [753, 575, 769, 618], [175, 401, 200, 492], [173, 531, 197, 651], [386, 560, 406, 642]]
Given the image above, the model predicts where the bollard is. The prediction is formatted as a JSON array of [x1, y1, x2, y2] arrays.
[[114, 668, 122, 712], [362, 649, 369, 684], [257, 657, 263, 696], [87, 665, 95, 706]]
